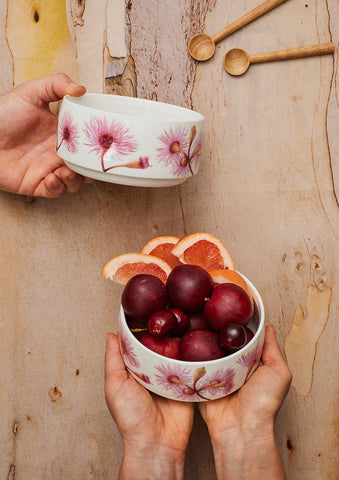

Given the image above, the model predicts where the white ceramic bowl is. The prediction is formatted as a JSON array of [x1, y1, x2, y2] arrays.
[[57, 93, 204, 187], [118, 274, 265, 402]]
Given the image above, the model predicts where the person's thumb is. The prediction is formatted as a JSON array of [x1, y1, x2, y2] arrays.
[[15, 73, 86, 105]]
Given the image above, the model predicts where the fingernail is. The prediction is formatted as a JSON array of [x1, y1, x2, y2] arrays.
[[65, 84, 86, 96], [51, 175, 63, 191], [66, 172, 77, 182]]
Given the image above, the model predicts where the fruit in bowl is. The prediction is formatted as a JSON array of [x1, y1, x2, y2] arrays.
[[103, 232, 265, 402]]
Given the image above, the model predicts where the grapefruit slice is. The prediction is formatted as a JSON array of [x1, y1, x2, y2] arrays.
[[140, 235, 182, 269], [209, 269, 253, 307], [102, 253, 172, 285], [171, 232, 235, 271]]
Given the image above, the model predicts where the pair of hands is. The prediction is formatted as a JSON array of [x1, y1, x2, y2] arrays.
[[105, 325, 291, 480], [0, 73, 89, 198]]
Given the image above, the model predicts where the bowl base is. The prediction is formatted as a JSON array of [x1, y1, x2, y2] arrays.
[[64, 161, 187, 188]]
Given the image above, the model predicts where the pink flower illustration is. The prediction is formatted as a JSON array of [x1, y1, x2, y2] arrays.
[[83, 116, 138, 172], [56, 111, 80, 154], [171, 130, 202, 178], [237, 345, 263, 382], [197, 368, 235, 398], [155, 364, 235, 401], [155, 364, 194, 400], [156, 125, 203, 178], [104, 156, 151, 172], [156, 127, 189, 167], [119, 331, 140, 369]]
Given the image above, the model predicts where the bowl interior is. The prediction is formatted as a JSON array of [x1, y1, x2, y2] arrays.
[[64, 94, 204, 123]]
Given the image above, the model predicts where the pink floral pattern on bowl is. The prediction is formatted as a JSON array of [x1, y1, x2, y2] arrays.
[[118, 318, 264, 402], [83, 115, 138, 172], [56, 110, 80, 154], [155, 364, 235, 401], [156, 125, 202, 177], [57, 94, 204, 186], [57, 110, 202, 178]]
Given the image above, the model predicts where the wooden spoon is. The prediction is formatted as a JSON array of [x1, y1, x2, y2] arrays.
[[223, 42, 335, 76], [188, 0, 288, 62]]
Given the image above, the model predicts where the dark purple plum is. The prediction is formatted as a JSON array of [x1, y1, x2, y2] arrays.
[[148, 309, 178, 337], [122, 274, 168, 323], [179, 329, 226, 361], [141, 334, 180, 359], [204, 283, 253, 331], [169, 308, 190, 336], [166, 264, 213, 313], [187, 312, 208, 331], [219, 323, 247, 353], [245, 326, 254, 344]]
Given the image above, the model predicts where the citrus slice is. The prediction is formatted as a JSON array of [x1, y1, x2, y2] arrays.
[[171, 232, 235, 271], [209, 269, 253, 307], [140, 235, 182, 269], [102, 253, 172, 285]]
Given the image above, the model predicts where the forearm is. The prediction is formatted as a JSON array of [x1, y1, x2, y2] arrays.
[[119, 443, 186, 480], [210, 424, 287, 480]]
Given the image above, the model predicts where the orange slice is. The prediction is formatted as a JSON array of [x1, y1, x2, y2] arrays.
[[209, 269, 253, 307], [102, 253, 172, 285], [140, 235, 182, 269], [171, 232, 235, 271]]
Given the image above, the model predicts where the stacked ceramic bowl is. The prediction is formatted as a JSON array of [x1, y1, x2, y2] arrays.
[[57, 94, 204, 187]]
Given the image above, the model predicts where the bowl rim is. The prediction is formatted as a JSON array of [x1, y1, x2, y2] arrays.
[[62, 93, 205, 124], [119, 272, 265, 366]]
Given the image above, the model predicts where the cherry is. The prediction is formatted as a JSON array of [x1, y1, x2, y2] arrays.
[[148, 309, 178, 337], [219, 323, 247, 352], [169, 308, 190, 336]]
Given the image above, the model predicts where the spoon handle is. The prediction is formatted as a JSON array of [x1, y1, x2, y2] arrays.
[[211, 0, 288, 44], [249, 42, 335, 64]]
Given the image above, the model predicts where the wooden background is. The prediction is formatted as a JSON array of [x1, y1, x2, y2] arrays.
[[0, 0, 338, 478]]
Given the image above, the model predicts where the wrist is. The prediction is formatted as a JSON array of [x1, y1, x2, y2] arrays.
[[119, 441, 186, 480], [210, 422, 287, 480], [210, 415, 275, 449]]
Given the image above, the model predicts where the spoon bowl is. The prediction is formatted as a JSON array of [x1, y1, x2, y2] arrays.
[[188, 33, 216, 62], [223, 49, 251, 76]]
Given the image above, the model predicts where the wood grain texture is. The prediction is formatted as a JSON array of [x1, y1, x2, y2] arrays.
[[6, 0, 79, 86], [0, 0, 338, 479], [186, 1, 338, 479]]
